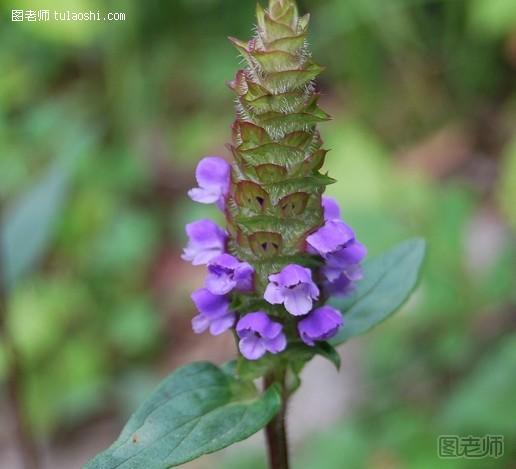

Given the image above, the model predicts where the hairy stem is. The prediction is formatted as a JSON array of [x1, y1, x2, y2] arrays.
[[0, 213, 41, 469], [264, 371, 290, 469]]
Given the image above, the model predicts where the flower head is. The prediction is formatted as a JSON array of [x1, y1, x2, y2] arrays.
[[182, 220, 227, 266], [191, 288, 235, 335], [205, 253, 254, 295], [188, 157, 231, 210], [236, 312, 287, 360], [264, 264, 320, 316], [298, 306, 343, 346]]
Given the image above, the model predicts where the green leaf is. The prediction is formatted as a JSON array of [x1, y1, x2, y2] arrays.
[[85, 362, 281, 469], [1, 161, 71, 292], [313, 342, 341, 370], [330, 238, 426, 346]]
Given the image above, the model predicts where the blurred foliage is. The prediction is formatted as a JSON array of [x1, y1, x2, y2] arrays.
[[0, 0, 515, 467]]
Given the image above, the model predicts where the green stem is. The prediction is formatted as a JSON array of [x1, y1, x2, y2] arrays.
[[264, 371, 290, 469]]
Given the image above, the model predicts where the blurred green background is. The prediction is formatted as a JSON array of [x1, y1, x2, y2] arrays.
[[0, 0, 515, 468]]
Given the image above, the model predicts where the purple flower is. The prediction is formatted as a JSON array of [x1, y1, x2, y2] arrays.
[[191, 288, 235, 336], [181, 220, 227, 266], [236, 312, 287, 360], [264, 264, 320, 316], [298, 306, 343, 346], [323, 270, 357, 297], [188, 157, 231, 210], [322, 196, 341, 221], [306, 218, 366, 298], [205, 253, 254, 295], [306, 220, 355, 257]]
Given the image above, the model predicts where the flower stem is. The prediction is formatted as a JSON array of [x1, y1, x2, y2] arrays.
[[264, 371, 290, 469]]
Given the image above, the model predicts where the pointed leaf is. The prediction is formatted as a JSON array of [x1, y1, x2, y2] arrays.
[[85, 362, 281, 469], [330, 239, 426, 346]]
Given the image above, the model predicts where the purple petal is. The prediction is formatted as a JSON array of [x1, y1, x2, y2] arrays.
[[192, 314, 210, 334], [264, 283, 284, 305], [298, 306, 344, 346], [195, 157, 230, 192], [188, 157, 230, 207], [276, 264, 313, 287], [344, 264, 364, 282], [306, 220, 355, 257], [236, 312, 283, 339], [233, 262, 254, 292], [283, 283, 316, 316], [191, 288, 230, 318], [322, 196, 341, 221], [324, 273, 355, 297], [263, 332, 287, 354], [205, 254, 254, 294], [181, 220, 227, 266], [205, 273, 236, 295], [209, 313, 236, 335], [188, 187, 221, 204], [327, 242, 367, 267], [239, 336, 267, 360]]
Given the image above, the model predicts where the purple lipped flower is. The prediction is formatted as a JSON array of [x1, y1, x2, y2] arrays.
[[191, 288, 235, 336], [188, 156, 231, 210], [323, 270, 358, 297], [298, 306, 344, 346], [322, 196, 341, 221], [181, 219, 227, 266], [307, 218, 366, 268], [306, 220, 355, 257], [264, 264, 320, 316], [205, 253, 254, 295], [236, 312, 287, 360]]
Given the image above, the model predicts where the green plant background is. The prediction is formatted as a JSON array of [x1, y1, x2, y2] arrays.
[[0, 0, 515, 468]]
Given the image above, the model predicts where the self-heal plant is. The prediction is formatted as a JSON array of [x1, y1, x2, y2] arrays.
[[87, 2, 426, 468]]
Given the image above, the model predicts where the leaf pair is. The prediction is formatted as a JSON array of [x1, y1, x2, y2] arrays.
[[86, 238, 426, 469]]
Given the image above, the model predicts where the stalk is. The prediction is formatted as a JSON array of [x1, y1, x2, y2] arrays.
[[265, 371, 290, 469]]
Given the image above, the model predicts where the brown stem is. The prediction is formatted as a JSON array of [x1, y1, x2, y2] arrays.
[[264, 371, 290, 469], [0, 214, 41, 469]]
